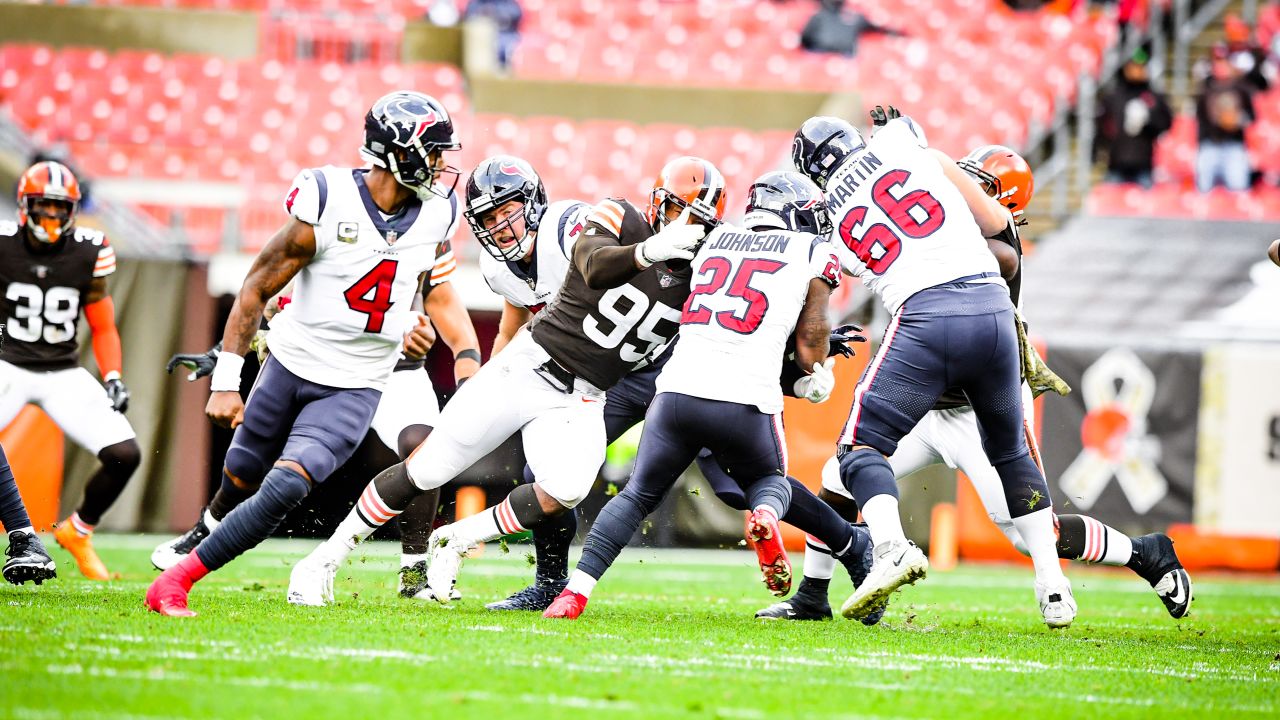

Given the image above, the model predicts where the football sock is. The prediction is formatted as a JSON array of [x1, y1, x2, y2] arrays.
[[68, 512, 94, 536], [76, 440, 140, 526], [781, 478, 853, 556], [802, 535, 837, 581], [1056, 514, 1133, 566], [397, 488, 440, 556], [1012, 507, 1067, 583], [566, 569, 597, 598], [195, 466, 311, 572], [401, 552, 427, 569], [532, 506, 577, 584], [746, 474, 791, 520], [208, 471, 257, 523], [859, 495, 906, 546], [319, 475, 410, 562], [0, 445, 33, 533], [793, 575, 831, 603], [448, 496, 527, 547]]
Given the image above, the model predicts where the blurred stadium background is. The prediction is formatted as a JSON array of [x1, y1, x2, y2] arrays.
[[0, 0, 1277, 573]]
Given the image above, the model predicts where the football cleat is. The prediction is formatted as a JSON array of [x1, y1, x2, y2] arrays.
[[747, 508, 792, 597], [287, 553, 337, 607], [836, 525, 885, 626], [151, 510, 213, 571], [1035, 577, 1076, 629], [755, 583, 833, 621], [1130, 533, 1193, 619], [839, 539, 927, 621], [424, 529, 470, 605], [53, 521, 109, 581], [399, 560, 461, 601], [542, 589, 588, 620], [3, 531, 56, 585], [145, 569, 197, 617], [486, 579, 568, 611]]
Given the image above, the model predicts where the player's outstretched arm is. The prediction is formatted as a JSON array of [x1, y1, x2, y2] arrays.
[[491, 300, 532, 356], [796, 277, 834, 374], [206, 218, 316, 428], [423, 280, 482, 383], [83, 277, 128, 412], [929, 148, 1012, 238]]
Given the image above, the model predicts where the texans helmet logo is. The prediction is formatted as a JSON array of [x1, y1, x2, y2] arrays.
[[498, 160, 533, 183], [377, 93, 444, 148]]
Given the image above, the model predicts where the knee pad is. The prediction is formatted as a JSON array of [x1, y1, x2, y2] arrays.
[[284, 443, 340, 485], [837, 448, 898, 505], [224, 445, 269, 488], [260, 466, 312, 512], [819, 455, 852, 499], [98, 439, 141, 479], [396, 424, 432, 461]]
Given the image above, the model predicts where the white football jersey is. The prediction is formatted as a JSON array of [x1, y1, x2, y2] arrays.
[[824, 117, 1002, 315], [479, 199, 591, 313], [656, 223, 841, 414], [267, 166, 460, 389]]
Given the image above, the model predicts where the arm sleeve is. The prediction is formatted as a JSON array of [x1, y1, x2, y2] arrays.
[[93, 239, 116, 278], [84, 297, 123, 379], [427, 239, 457, 288], [573, 199, 647, 289]]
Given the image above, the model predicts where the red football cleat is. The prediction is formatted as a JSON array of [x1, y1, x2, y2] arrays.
[[145, 553, 208, 617], [542, 589, 588, 619], [747, 508, 792, 597]]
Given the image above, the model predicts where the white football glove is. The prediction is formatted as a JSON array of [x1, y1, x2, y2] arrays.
[[793, 358, 836, 404], [635, 207, 706, 268]]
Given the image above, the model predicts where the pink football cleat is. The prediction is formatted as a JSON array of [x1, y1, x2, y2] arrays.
[[747, 508, 792, 597], [542, 589, 588, 619], [145, 553, 208, 617]]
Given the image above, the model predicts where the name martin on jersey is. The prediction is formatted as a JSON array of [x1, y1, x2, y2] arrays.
[[825, 151, 885, 206]]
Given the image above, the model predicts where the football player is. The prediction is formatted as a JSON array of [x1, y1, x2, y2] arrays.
[[760, 141, 1192, 621], [543, 170, 843, 619], [289, 157, 877, 611], [145, 91, 478, 616], [1, 442, 56, 584], [0, 160, 140, 581], [792, 111, 1076, 628]]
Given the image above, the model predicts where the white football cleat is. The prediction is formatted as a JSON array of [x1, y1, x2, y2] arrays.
[[424, 529, 470, 605], [839, 539, 928, 621], [1035, 577, 1076, 629], [287, 553, 337, 607]]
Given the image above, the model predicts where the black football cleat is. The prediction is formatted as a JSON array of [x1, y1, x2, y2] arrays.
[[836, 524, 886, 626], [151, 509, 212, 571], [485, 579, 568, 611], [4, 531, 57, 585], [755, 584, 833, 621], [1130, 533, 1193, 619]]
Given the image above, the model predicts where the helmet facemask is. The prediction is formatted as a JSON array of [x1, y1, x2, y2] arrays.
[[23, 196, 76, 244], [648, 188, 721, 232], [384, 144, 459, 201]]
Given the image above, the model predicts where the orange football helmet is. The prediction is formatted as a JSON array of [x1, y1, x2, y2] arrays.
[[958, 145, 1034, 226], [646, 156, 727, 230], [18, 160, 82, 243]]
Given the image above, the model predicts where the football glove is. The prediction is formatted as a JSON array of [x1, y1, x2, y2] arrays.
[[793, 358, 836, 404], [828, 323, 868, 358], [870, 105, 902, 127], [104, 378, 130, 413], [166, 342, 221, 381], [636, 207, 706, 268], [1015, 312, 1071, 398]]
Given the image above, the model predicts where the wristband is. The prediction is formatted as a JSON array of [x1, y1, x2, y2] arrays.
[[634, 242, 654, 269], [103, 370, 122, 382], [210, 351, 245, 392], [455, 348, 482, 364]]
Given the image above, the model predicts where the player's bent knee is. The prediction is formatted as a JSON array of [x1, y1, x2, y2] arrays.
[[98, 439, 141, 476], [397, 424, 432, 461], [224, 448, 269, 489], [538, 482, 588, 510], [819, 455, 850, 498], [837, 448, 897, 500], [274, 459, 314, 483]]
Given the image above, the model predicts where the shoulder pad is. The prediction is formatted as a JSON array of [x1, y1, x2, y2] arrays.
[[0, 220, 19, 237], [74, 227, 107, 245], [285, 168, 328, 225]]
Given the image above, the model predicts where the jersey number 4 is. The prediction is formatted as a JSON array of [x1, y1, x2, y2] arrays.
[[837, 169, 945, 275], [682, 257, 785, 334], [343, 259, 398, 333], [5, 283, 80, 344]]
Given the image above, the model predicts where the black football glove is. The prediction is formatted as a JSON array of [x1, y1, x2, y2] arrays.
[[870, 105, 901, 127], [166, 342, 221, 381], [104, 378, 130, 413], [828, 323, 868, 358]]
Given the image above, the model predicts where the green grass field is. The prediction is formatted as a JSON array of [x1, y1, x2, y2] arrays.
[[2, 534, 1277, 720]]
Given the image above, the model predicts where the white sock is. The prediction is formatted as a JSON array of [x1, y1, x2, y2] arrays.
[[1080, 516, 1134, 566], [803, 535, 837, 581], [860, 494, 906, 546], [318, 484, 402, 562], [448, 498, 525, 547], [1013, 507, 1067, 583], [8, 526, 35, 538], [752, 504, 780, 525], [400, 552, 427, 569], [566, 569, 597, 598], [202, 508, 220, 531]]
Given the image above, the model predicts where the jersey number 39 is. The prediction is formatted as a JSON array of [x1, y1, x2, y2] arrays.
[[5, 283, 80, 344]]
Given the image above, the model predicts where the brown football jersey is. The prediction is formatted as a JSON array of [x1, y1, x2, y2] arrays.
[[529, 198, 691, 390], [0, 220, 115, 370]]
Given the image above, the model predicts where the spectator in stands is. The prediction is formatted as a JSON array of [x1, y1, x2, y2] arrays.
[[800, 0, 897, 58], [1195, 45, 1256, 192], [465, 0, 522, 70], [1097, 49, 1172, 188], [1223, 14, 1273, 93], [1260, 0, 1280, 57]]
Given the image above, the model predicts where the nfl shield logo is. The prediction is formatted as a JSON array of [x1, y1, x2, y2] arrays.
[[657, 271, 677, 288], [385, 230, 398, 246], [34, 265, 49, 279]]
